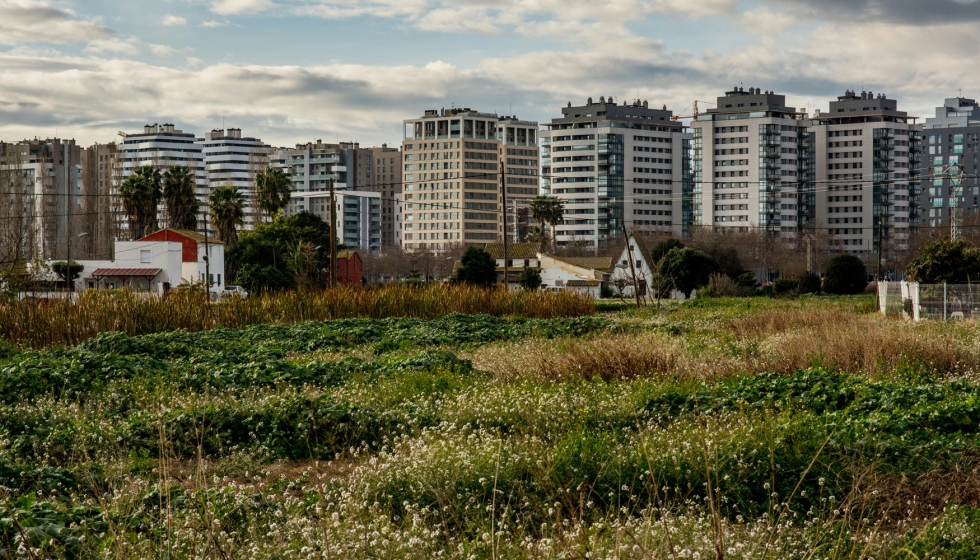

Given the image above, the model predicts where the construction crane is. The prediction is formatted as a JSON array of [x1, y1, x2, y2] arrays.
[[670, 100, 714, 122]]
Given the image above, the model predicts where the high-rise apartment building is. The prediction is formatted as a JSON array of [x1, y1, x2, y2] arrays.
[[691, 88, 813, 237], [201, 128, 272, 229], [116, 124, 207, 238], [79, 142, 119, 259], [0, 138, 83, 261], [918, 97, 980, 231], [401, 108, 538, 252], [541, 97, 691, 249], [811, 91, 920, 255], [351, 144, 402, 246], [288, 190, 382, 252]]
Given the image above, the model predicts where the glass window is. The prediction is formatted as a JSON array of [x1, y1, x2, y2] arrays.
[[954, 134, 965, 144]]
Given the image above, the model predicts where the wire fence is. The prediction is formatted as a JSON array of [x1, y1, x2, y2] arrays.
[[879, 282, 980, 320]]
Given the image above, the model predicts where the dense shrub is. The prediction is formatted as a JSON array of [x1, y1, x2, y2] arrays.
[[773, 278, 799, 296], [822, 254, 868, 295]]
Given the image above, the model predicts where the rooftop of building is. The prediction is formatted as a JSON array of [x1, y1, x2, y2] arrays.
[[814, 90, 914, 124], [123, 124, 196, 139], [547, 97, 681, 128], [704, 86, 797, 116]]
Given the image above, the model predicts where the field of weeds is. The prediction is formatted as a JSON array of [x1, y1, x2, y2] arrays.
[[4, 296, 980, 558]]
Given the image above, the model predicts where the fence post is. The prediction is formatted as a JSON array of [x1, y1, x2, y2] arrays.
[[944, 282, 948, 321]]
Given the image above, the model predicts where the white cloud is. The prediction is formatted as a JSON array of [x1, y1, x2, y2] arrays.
[[0, 0, 113, 45], [83, 36, 141, 55], [150, 44, 178, 56], [201, 20, 230, 27], [209, 0, 276, 15], [162, 15, 187, 26]]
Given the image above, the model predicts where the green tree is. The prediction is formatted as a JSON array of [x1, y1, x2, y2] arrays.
[[822, 254, 868, 295], [519, 266, 542, 290], [119, 165, 162, 239], [525, 226, 547, 250], [797, 272, 821, 295], [651, 238, 684, 263], [51, 261, 83, 287], [907, 238, 980, 284], [256, 167, 292, 222], [529, 196, 564, 248], [227, 212, 337, 290], [162, 166, 199, 230], [235, 262, 297, 293], [455, 247, 496, 287], [658, 247, 719, 298], [209, 186, 245, 248]]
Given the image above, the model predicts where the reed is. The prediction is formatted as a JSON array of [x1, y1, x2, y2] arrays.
[[0, 284, 595, 348]]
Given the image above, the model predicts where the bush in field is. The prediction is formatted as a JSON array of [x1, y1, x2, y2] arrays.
[[455, 247, 497, 287], [705, 273, 744, 297], [773, 278, 799, 297], [797, 272, 821, 295], [822, 254, 867, 295]]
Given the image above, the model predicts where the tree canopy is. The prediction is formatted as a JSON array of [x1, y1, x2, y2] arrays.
[[658, 247, 719, 297], [455, 247, 496, 287], [822, 254, 868, 295], [228, 212, 336, 292], [162, 166, 199, 230], [119, 166, 162, 240], [907, 238, 980, 284]]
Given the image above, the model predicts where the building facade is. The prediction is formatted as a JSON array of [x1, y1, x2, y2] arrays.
[[201, 128, 272, 229], [918, 97, 980, 232], [541, 97, 691, 249], [116, 124, 207, 238], [289, 190, 382, 252], [401, 108, 538, 252], [811, 91, 920, 255], [692, 88, 813, 238], [0, 138, 84, 261], [79, 142, 120, 260]]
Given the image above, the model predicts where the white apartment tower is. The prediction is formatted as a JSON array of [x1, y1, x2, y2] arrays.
[[541, 97, 692, 249], [117, 124, 207, 238], [401, 108, 539, 252], [692, 88, 814, 237], [811, 91, 920, 255], [201, 128, 272, 229]]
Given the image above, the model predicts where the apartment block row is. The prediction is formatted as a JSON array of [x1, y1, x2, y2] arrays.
[[7, 90, 980, 266]]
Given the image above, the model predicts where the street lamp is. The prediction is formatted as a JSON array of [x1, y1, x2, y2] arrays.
[[66, 232, 88, 292]]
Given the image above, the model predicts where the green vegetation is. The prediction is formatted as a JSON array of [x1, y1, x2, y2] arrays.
[[2, 295, 980, 557], [454, 246, 496, 286], [823, 253, 868, 295], [907, 237, 980, 284]]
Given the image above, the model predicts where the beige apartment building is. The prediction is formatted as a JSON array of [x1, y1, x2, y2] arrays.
[[79, 142, 120, 259], [401, 108, 538, 252], [811, 91, 921, 255], [692, 88, 814, 238]]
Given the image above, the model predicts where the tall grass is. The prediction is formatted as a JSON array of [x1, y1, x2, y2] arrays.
[[0, 284, 595, 348]]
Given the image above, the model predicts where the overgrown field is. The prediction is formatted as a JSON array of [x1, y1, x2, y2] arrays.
[[4, 297, 980, 558]]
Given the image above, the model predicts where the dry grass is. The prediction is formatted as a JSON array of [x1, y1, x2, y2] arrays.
[[0, 284, 595, 348], [472, 312, 980, 382]]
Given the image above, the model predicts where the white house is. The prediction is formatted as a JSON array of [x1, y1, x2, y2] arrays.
[[607, 234, 656, 298], [68, 229, 226, 295]]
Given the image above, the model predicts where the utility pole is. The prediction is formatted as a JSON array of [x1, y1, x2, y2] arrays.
[[329, 178, 337, 288], [500, 158, 509, 287], [622, 219, 642, 308], [876, 203, 884, 282], [204, 205, 211, 299]]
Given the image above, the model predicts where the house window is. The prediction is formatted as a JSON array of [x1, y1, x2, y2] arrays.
[[140, 250, 150, 263]]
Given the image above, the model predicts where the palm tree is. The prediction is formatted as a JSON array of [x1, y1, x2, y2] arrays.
[[163, 165, 199, 230], [525, 226, 547, 250], [209, 186, 245, 248], [256, 167, 292, 222], [529, 196, 564, 250], [119, 165, 162, 239]]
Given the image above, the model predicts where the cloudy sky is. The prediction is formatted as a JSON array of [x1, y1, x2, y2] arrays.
[[0, 0, 976, 147]]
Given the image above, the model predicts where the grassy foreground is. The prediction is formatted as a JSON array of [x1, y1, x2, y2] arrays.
[[3, 296, 980, 557]]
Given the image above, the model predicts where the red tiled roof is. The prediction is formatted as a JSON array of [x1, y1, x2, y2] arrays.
[[91, 268, 162, 278]]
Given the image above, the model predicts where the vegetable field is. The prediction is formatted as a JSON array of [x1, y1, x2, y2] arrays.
[[2, 297, 980, 558]]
